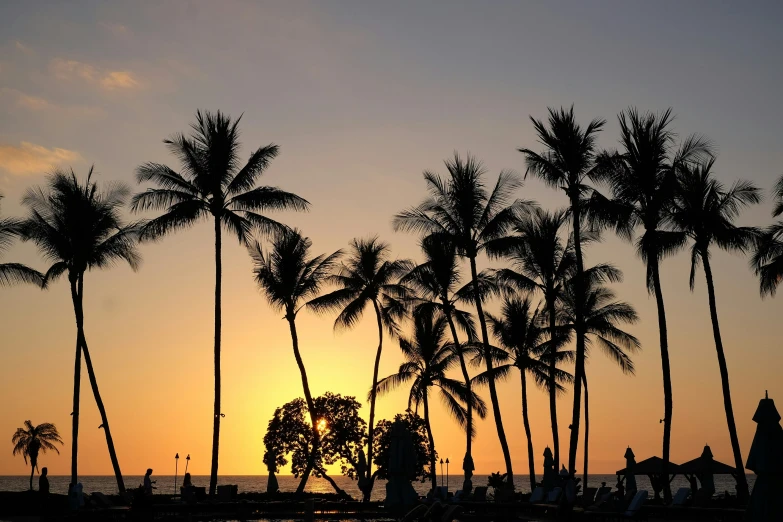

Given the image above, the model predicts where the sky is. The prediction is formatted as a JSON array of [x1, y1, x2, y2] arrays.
[[0, 0, 782, 481]]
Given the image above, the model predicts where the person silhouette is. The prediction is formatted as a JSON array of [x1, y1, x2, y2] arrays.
[[144, 468, 156, 496], [182, 472, 193, 488], [39, 467, 49, 496]]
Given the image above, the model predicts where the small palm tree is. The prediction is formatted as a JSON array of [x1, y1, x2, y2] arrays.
[[251, 227, 342, 493], [480, 296, 571, 490], [558, 264, 641, 489], [519, 107, 607, 475], [589, 108, 709, 501], [21, 167, 139, 493], [0, 194, 43, 287], [753, 174, 783, 296], [132, 110, 309, 495], [374, 306, 487, 493], [670, 159, 760, 501], [394, 153, 532, 489], [12, 421, 63, 490], [307, 237, 409, 501], [400, 237, 480, 493], [493, 207, 575, 470]]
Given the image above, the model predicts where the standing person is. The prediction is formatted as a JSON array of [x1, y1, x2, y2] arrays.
[[38, 467, 50, 496], [144, 469, 156, 496], [182, 473, 193, 488]]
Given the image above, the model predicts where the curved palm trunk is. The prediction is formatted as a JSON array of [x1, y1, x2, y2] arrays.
[[287, 313, 320, 494], [69, 277, 82, 487], [568, 202, 587, 477], [546, 294, 560, 471], [469, 255, 514, 488], [520, 370, 536, 490], [701, 255, 749, 502], [442, 304, 473, 493], [29, 463, 35, 491], [582, 373, 589, 491], [650, 257, 673, 504], [362, 300, 385, 502], [423, 390, 437, 493], [209, 217, 222, 497]]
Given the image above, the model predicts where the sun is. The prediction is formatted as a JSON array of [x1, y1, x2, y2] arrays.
[[317, 419, 328, 432]]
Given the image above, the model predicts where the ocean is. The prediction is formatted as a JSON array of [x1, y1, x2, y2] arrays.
[[0, 474, 755, 501]]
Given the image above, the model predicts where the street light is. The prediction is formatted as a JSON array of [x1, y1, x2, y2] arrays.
[[440, 459, 444, 488], [446, 458, 450, 490], [185, 454, 191, 475], [174, 453, 180, 495]]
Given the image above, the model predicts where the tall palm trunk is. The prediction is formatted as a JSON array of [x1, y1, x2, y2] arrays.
[[650, 256, 673, 504], [442, 304, 473, 493], [422, 391, 437, 493], [362, 299, 384, 502], [469, 255, 514, 488], [209, 217, 222, 497], [582, 373, 589, 490], [701, 254, 749, 502], [520, 370, 535, 490], [69, 276, 82, 486], [29, 462, 35, 490], [568, 201, 587, 476], [287, 312, 320, 494], [546, 294, 560, 471]]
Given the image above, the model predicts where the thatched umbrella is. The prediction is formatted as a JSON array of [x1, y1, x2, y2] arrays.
[[745, 392, 783, 521], [624, 447, 637, 492], [680, 445, 738, 496], [617, 455, 681, 500]]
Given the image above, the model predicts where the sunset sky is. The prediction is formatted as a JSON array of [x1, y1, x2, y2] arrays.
[[1, 0, 782, 480]]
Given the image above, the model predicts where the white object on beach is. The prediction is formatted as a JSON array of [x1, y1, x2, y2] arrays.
[[624, 490, 648, 516]]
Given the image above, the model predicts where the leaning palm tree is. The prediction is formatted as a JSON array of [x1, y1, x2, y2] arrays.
[[670, 159, 760, 501], [132, 110, 309, 495], [558, 264, 641, 489], [12, 421, 63, 490], [21, 167, 140, 493], [251, 228, 342, 493], [307, 237, 409, 501], [374, 306, 487, 493], [493, 207, 575, 470], [519, 107, 606, 475], [480, 297, 571, 490], [400, 236, 481, 493], [589, 108, 710, 501], [753, 174, 783, 296], [0, 194, 43, 287], [393, 153, 532, 489]]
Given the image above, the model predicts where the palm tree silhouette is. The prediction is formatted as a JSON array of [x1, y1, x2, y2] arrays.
[[518, 107, 606, 475], [393, 153, 533, 489], [400, 236, 481, 493], [753, 174, 783, 296], [494, 207, 575, 470], [374, 306, 486, 493], [0, 194, 43, 287], [479, 296, 571, 490], [670, 159, 760, 501], [557, 264, 640, 488], [12, 421, 63, 491], [251, 227, 342, 493], [307, 237, 409, 501], [132, 110, 309, 495], [21, 168, 140, 493], [589, 108, 710, 501]]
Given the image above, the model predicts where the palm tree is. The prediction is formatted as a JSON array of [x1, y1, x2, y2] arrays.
[[0, 194, 44, 287], [21, 167, 140, 493], [753, 174, 783, 296], [374, 306, 487, 493], [393, 153, 532, 489], [12, 421, 63, 490], [589, 108, 710, 501], [251, 227, 342, 493], [399, 236, 481, 493], [307, 237, 409, 501], [518, 106, 606, 475], [493, 207, 575, 470], [670, 159, 760, 501], [132, 110, 309, 495], [558, 264, 641, 489], [480, 296, 571, 490]]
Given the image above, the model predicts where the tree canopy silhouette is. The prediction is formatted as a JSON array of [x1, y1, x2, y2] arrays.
[[12, 421, 63, 491], [0, 194, 43, 287]]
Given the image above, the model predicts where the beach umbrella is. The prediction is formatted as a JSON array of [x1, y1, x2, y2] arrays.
[[624, 447, 637, 492], [542, 447, 557, 491], [745, 391, 783, 521], [680, 445, 738, 496]]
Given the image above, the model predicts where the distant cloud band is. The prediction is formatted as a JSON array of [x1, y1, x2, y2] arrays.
[[0, 142, 83, 176]]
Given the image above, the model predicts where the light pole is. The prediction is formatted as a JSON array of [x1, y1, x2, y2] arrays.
[[185, 454, 190, 475], [446, 458, 449, 491], [174, 453, 180, 495], [440, 459, 444, 489]]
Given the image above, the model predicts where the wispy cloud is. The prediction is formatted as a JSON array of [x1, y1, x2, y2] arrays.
[[50, 58, 142, 91], [0, 142, 83, 176], [0, 88, 106, 119], [14, 41, 34, 55], [99, 21, 132, 39]]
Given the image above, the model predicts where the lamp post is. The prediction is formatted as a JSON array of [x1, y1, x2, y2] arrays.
[[174, 453, 180, 495], [185, 454, 190, 475], [440, 459, 444, 488], [446, 458, 449, 491]]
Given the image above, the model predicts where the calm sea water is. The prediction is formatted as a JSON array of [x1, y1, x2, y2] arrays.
[[0, 474, 755, 501]]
